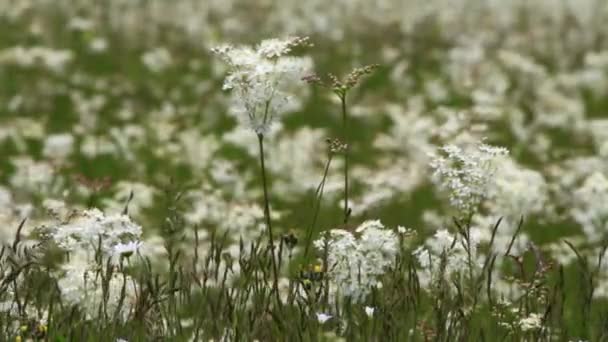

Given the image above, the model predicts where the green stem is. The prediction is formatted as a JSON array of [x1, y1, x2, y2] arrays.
[[340, 93, 350, 224], [302, 154, 333, 261], [257, 133, 282, 307]]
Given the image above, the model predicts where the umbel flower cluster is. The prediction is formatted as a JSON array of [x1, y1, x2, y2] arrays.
[[36, 206, 143, 321], [212, 37, 312, 135], [314, 220, 398, 303], [42, 208, 142, 255], [430, 141, 509, 214]]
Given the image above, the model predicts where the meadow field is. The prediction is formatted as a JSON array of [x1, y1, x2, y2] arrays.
[[1, 0, 608, 341]]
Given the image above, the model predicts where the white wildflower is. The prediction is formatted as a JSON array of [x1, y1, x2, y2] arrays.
[[142, 47, 172, 73], [9, 157, 56, 194], [571, 172, 608, 242], [488, 157, 548, 218], [57, 254, 139, 321], [314, 220, 398, 303], [44, 208, 142, 255], [365, 306, 375, 317], [43, 133, 74, 160], [519, 313, 543, 332], [212, 37, 311, 135], [316, 313, 332, 324], [89, 37, 108, 53], [414, 228, 484, 289], [429, 140, 508, 214]]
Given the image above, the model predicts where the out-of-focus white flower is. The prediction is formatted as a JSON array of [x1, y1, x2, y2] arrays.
[[68, 17, 95, 31], [316, 313, 332, 324], [414, 227, 484, 290], [519, 313, 543, 331], [10, 157, 57, 194], [43, 133, 74, 160], [364, 306, 375, 317], [0, 46, 73, 72], [102, 181, 157, 217], [212, 37, 312, 135], [43, 208, 142, 255], [488, 157, 548, 218], [142, 48, 172, 73], [498, 50, 546, 78], [571, 172, 608, 242], [429, 140, 508, 214], [89, 37, 108, 53]]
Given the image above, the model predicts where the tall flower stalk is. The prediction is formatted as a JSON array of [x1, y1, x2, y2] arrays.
[[339, 92, 350, 223], [304, 65, 378, 223], [212, 37, 311, 306], [256, 132, 281, 304]]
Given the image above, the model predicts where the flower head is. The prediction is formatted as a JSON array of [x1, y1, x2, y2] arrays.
[[429, 140, 508, 214], [212, 37, 311, 135], [314, 220, 398, 303]]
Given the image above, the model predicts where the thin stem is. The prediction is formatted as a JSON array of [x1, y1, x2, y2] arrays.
[[340, 93, 350, 223], [302, 154, 333, 261], [257, 133, 282, 307]]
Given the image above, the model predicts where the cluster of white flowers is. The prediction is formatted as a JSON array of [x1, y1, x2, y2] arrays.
[[518, 313, 544, 332], [212, 37, 312, 134], [9, 157, 59, 195], [101, 181, 158, 218], [429, 141, 509, 214], [314, 220, 398, 303], [414, 228, 483, 289], [57, 252, 139, 321], [571, 172, 608, 242], [34, 207, 145, 321], [44, 208, 143, 256], [0, 46, 73, 72], [487, 157, 548, 219]]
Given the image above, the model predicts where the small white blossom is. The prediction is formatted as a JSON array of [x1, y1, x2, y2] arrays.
[[142, 48, 172, 73], [364, 306, 375, 317], [113, 241, 141, 258], [519, 313, 543, 331], [316, 313, 332, 324], [43, 133, 74, 160]]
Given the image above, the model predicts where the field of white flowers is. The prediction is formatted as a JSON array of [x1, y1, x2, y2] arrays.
[[1, 0, 608, 341]]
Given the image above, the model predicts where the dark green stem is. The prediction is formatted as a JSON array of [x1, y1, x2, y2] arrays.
[[257, 133, 282, 307], [302, 154, 333, 261], [340, 93, 350, 223]]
